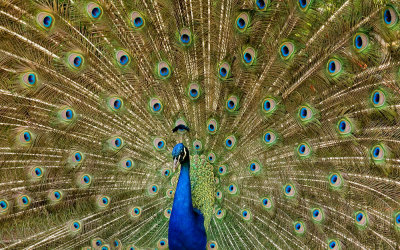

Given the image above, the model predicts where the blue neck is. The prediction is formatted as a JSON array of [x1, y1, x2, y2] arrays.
[[172, 158, 194, 217]]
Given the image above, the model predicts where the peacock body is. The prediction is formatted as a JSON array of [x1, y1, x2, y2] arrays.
[[0, 0, 400, 249]]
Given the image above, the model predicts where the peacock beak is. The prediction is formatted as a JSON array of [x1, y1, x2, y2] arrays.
[[173, 155, 181, 172]]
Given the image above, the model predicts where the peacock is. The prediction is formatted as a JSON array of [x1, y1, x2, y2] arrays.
[[1, 0, 400, 249]]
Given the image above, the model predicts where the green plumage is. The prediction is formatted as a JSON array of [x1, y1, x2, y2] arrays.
[[0, 0, 400, 249]]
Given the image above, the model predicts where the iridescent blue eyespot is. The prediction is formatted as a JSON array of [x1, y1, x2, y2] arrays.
[[371, 145, 385, 161], [328, 239, 340, 250], [329, 173, 343, 189], [383, 6, 398, 27], [355, 211, 368, 227], [157, 61, 171, 79], [131, 12, 144, 28], [188, 83, 201, 100], [395, 212, 400, 228], [28, 74, 35, 84], [294, 221, 305, 234], [242, 47, 255, 65], [256, 0, 268, 11], [22, 72, 38, 87], [263, 131, 277, 145], [180, 28, 192, 45], [262, 97, 276, 114], [284, 184, 295, 197], [87, 3, 102, 19], [236, 13, 249, 31], [68, 53, 84, 69], [280, 42, 294, 59], [371, 90, 385, 108], [226, 96, 238, 111], [327, 58, 342, 76], [207, 119, 218, 133], [218, 62, 230, 79], [24, 132, 31, 141], [224, 135, 236, 149], [153, 138, 166, 150], [150, 98, 163, 113], [37, 13, 54, 29], [354, 33, 368, 51], [298, 0, 311, 10]]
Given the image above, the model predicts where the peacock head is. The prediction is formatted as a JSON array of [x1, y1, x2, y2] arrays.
[[172, 143, 189, 170]]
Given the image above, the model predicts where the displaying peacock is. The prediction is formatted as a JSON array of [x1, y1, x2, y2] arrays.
[[1, 0, 400, 249]]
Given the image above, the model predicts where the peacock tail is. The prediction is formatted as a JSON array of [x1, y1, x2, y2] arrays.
[[1, 0, 400, 249]]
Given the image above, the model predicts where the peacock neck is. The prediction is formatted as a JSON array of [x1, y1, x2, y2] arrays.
[[173, 158, 194, 215]]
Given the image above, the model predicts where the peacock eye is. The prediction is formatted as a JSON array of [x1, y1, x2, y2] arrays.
[[78, 173, 92, 188], [131, 12, 145, 28], [215, 208, 225, 219], [47, 189, 63, 203], [216, 190, 223, 199], [188, 83, 201, 100], [294, 221, 305, 234], [328, 240, 340, 250], [218, 165, 227, 176], [150, 98, 163, 113], [207, 241, 218, 249], [207, 119, 218, 134], [327, 58, 342, 76], [353, 33, 369, 52], [59, 107, 75, 121], [329, 173, 343, 189], [157, 239, 168, 249], [68, 220, 82, 233], [395, 212, 400, 228], [311, 208, 323, 222], [153, 138, 166, 150], [96, 195, 110, 208], [68, 53, 84, 69], [227, 184, 238, 195], [236, 13, 249, 31], [297, 142, 311, 158], [180, 28, 192, 45], [0, 199, 9, 214], [157, 61, 171, 79], [337, 118, 352, 135], [355, 211, 368, 227], [371, 145, 385, 161], [298, 0, 311, 10], [261, 197, 272, 209], [218, 62, 230, 79], [298, 105, 313, 121], [109, 136, 124, 150], [262, 97, 277, 114], [226, 96, 239, 111], [255, 0, 268, 11], [224, 135, 236, 149], [193, 140, 202, 151], [29, 166, 44, 179], [284, 184, 295, 198], [22, 72, 38, 87], [249, 161, 261, 173], [263, 131, 277, 145], [383, 6, 398, 27], [371, 90, 385, 107], [148, 184, 159, 195], [37, 12, 54, 29], [164, 208, 172, 218], [242, 47, 256, 65], [280, 42, 295, 59], [241, 209, 251, 221], [116, 50, 130, 66], [207, 152, 216, 163], [87, 3, 103, 19], [130, 206, 142, 218], [18, 130, 33, 145]]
